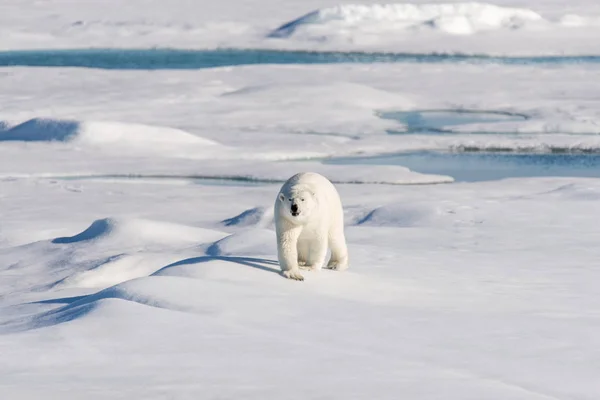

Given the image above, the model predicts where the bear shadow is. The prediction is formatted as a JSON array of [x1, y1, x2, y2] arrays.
[[151, 255, 281, 277], [28, 256, 282, 309]]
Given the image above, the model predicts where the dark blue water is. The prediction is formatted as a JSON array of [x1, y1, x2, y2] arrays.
[[327, 152, 600, 182], [1, 49, 600, 70]]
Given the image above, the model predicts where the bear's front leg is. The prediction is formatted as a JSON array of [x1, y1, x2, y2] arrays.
[[297, 237, 309, 268], [277, 225, 304, 281], [305, 231, 329, 272]]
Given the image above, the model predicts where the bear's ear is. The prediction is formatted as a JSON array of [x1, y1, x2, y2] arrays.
[[278, 193, 285, 202]]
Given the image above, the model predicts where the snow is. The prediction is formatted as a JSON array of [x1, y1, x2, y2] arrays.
[[3, 0, 600, 398], [3, 176, 600, 398], [3, 0, 600, 54], [0, 118, 218, 148], [270, 3, 546, 37]]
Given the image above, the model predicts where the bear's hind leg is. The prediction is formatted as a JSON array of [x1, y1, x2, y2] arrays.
[[327, 227, 348, 271]]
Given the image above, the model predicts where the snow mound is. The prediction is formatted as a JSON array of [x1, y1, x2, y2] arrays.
[[52, 218, 115, 244], [24, 269, 297, 331], [221, 207, 273, 228], [270, 2, 544, 38], [53, 217, 225, 247], [355, 203, 443, 227], [0, 218, 229, 293], [80, 120, 217, 146], [153, 256, 281, 282], [0, 118, 217, 147], [51, 218, 227, 289], [207, 229, 277, 257], [28, 277, 207, 329], [56, 253, 183, 289]]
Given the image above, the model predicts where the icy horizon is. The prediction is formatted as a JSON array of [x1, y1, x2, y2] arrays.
[[3, 1, 600, 55]]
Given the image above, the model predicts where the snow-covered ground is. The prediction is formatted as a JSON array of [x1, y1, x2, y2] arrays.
[[3, 174, 600, 399], [2, 1, 600, 399]]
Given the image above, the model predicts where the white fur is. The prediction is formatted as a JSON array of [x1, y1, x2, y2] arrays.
[[274, 172, 349, 281]]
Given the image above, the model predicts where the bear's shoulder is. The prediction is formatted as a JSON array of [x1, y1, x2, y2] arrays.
[[283, 172, 332, 191]]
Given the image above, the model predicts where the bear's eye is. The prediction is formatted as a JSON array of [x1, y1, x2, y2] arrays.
[[301, 198, 305, 202], [288, 198, 292, 202]]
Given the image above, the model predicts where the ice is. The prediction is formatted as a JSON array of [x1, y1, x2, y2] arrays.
[[270, 3, 545, 37], [3, 0, 600, 398], [4, 49, 600, 70], [379, 109, 530, 134], [330, 152, 600, 182], [1, 1, 600, 54], [0, 118, 218, 149], [3, 63, 600, 160]]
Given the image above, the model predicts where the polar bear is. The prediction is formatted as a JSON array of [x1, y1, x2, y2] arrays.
[[275, 172, 348, 281]]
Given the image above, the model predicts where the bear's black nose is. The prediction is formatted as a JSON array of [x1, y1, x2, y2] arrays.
[[291, 203, 298, 214]]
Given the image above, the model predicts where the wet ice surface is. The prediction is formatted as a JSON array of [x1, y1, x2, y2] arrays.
[[2, 49, 600, 70], [327, 151, 600, 182], [379, 109, 529, 134]]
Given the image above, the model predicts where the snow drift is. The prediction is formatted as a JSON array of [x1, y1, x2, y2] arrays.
[[51, 218, 229, 289], [355, 203, 443, 227], [0, 118, 217, 147], [270, 3, 546, 38], [2, 217, 228, 294], [52, 217, 225, 247]]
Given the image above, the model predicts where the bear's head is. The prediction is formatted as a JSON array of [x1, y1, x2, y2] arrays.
[[278, 186, 317, 223]]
